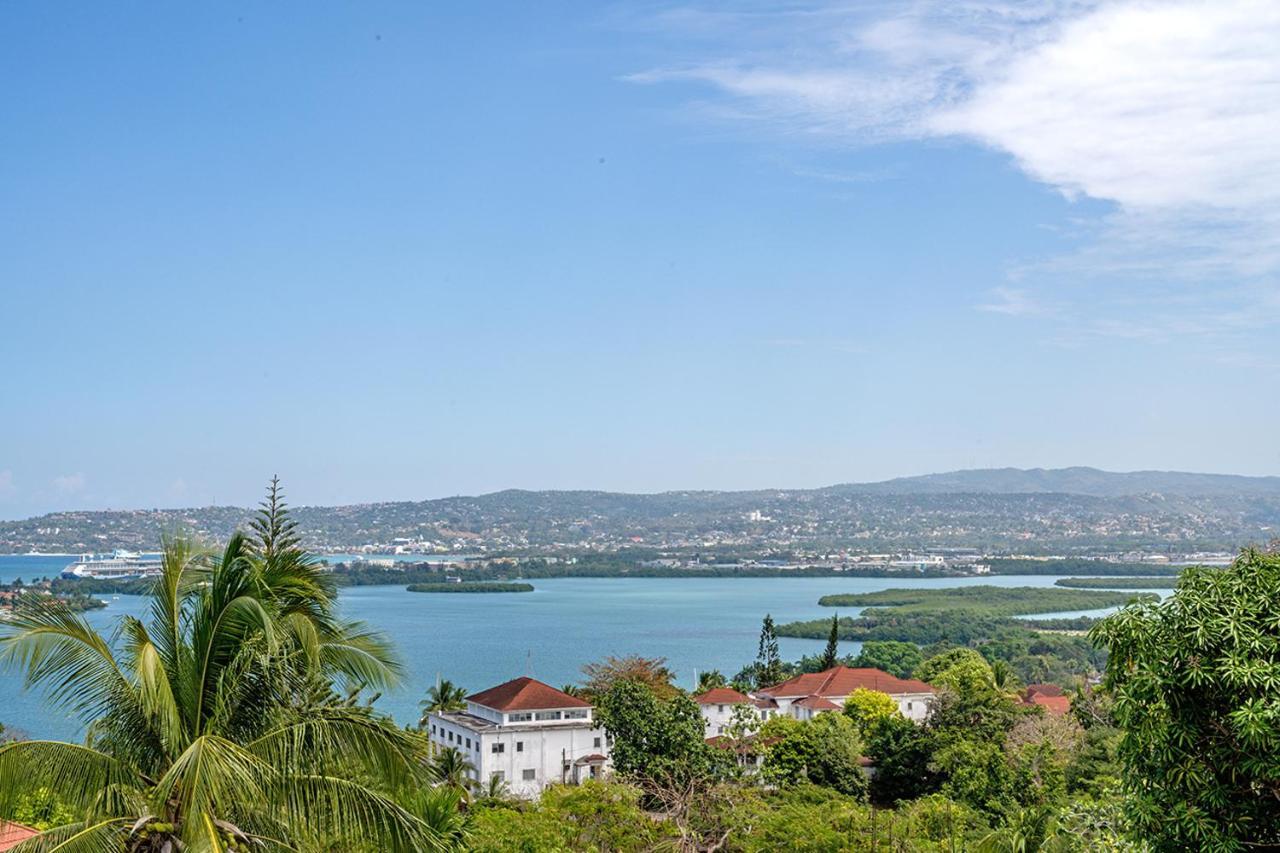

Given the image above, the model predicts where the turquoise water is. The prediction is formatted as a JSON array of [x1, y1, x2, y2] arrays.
[[0, 555, 1102, 740]]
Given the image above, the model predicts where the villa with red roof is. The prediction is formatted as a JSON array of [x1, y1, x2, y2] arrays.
[[694, 666, 937, 734], [425, 676, 609, 797]]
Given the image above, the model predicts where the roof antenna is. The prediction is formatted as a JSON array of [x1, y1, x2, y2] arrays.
[[525, 649, 532, 677]]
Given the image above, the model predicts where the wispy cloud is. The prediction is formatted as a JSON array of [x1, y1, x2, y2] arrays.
[[978, 287, 1051, 317], [626, 0, 1280, 336], [52, 473, 86, 495]]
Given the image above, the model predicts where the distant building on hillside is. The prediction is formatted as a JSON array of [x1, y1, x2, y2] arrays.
[[425, 677, 609, 797]]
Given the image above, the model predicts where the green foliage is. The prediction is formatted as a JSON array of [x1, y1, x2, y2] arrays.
[[419, 679, 468, 726], [405, 582, 534, 593], [1054, 576, 1180, 589], [817, 585, 1153, 616], [0, 485, 434, 852], [594, 681, 709, 785], [696, 669, 727, 692], [853, 640, 924, 678], [469, 782, 677, 852], [988, 558, 1180, 576], [917, 648, 998, 696], [755, 614, 783, 687], [762, 713, 869, 798], [818, 614, 840, 671], [843, 687, 902, 737], [1091, 548, 1280, 850]]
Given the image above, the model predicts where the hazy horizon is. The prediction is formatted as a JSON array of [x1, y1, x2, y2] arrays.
[[3, 3, 1278, 519], [6, 464, 1280, 522]]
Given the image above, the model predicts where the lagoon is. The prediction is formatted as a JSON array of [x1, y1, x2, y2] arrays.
[[0, 555, 1110, 741]]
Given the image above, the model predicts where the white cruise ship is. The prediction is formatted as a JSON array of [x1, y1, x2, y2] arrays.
[[61, 551, 163, 580]]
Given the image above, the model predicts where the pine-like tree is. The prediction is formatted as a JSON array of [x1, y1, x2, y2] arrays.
[[250, 474, 301, 560], [755, 614, 782, 687], [819, 613, 840, 671]]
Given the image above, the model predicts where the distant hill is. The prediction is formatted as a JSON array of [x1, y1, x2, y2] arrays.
[[2, 467, 1277, 555], [841, 467, 1280, 498]]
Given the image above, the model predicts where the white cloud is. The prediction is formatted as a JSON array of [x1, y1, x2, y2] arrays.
[[53, 473, 86, 495], [978, 287, 1051, 316], [627, 0, 1280, 331]]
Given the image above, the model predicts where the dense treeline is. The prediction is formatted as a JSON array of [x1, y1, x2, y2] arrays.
[[815, 586, 1150, 616], [1053, 576, 1179, 589], [406, 582, 534, 593], [986, 558, 1181, 576]]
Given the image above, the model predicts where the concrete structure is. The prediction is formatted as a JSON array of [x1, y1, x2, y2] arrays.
[[426, 676, 609, 798]]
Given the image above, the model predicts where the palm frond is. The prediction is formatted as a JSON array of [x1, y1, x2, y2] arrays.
[[0, 740, 138, 817], [152, 735, 267, 834], [248, 708, 425, 787], [8, 818, 129, 853], [0, 598, 133, 723], [272, 774, 438, 853], [317, 621, 402, 692]]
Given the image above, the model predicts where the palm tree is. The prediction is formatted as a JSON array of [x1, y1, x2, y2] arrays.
[[427, 747, 476, 803], [990, 660, 1022, 696], [418, 680, 467, 728], [0, 483, 440, 852], [403, 787, 470, 851]]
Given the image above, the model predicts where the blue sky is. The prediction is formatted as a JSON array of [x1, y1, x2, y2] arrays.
[[1, 1, 1277, 518]]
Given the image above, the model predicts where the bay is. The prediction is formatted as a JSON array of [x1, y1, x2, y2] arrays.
[[0, 555, 1109, 741]]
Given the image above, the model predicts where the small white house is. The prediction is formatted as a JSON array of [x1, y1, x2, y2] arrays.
[[426, 677, 609, 798]]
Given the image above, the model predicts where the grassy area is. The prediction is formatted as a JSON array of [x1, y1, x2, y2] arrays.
[[1054, 576, 1180, 590], [405, 582, 534, 593], [815, 585, 1151, 616]]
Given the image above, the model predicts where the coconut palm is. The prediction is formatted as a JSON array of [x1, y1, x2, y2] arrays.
[[0, 482, 440, 852], [403, 786, 470, 851], [418, 680, 467, 727], [427, 746, 476, 799]]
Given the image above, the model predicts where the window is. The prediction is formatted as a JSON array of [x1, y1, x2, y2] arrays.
[[447, 732, 453, 743], [431, 724, 436, 735], [534, 711, 561, 721], [563, 709, 588, 719], [491, 742, 505, 754], [522, 769, 536, 781], [718, 704, 725, 713], [508, 712, 532, 722], [516, 741, 524, 752], [906, 702, 913, 711], [593, 737, 601, 748], [465, 738, 471, 749]]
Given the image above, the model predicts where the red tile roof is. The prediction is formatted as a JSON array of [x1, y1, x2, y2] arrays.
[[1025, 683, 1065, 698], [759, 666, 934, 699], [0, 822, 39, 852], [794, 695, 843, 711], [466, 677, 591, 712], [1029, 694, 1072, 716], [693, 687, 752, 705]]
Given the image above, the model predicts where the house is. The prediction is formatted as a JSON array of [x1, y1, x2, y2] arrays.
[[754, 666, 936, 722], [426, 676, 609, 797], [1023, 684, 1072, 716], [694, 666, 936, 737], [694, 686, 788, 736], [0, 822, 39, 852]]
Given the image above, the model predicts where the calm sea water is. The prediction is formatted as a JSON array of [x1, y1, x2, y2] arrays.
[[0, 555, 1142, 741]]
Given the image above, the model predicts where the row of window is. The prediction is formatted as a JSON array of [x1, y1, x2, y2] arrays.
[[489, 768, 539, 782], [507, 709, 590, 722]]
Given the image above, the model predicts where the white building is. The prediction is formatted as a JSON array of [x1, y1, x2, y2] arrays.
[[694, 666, 936, 733], [426, 677, 610, 798]]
